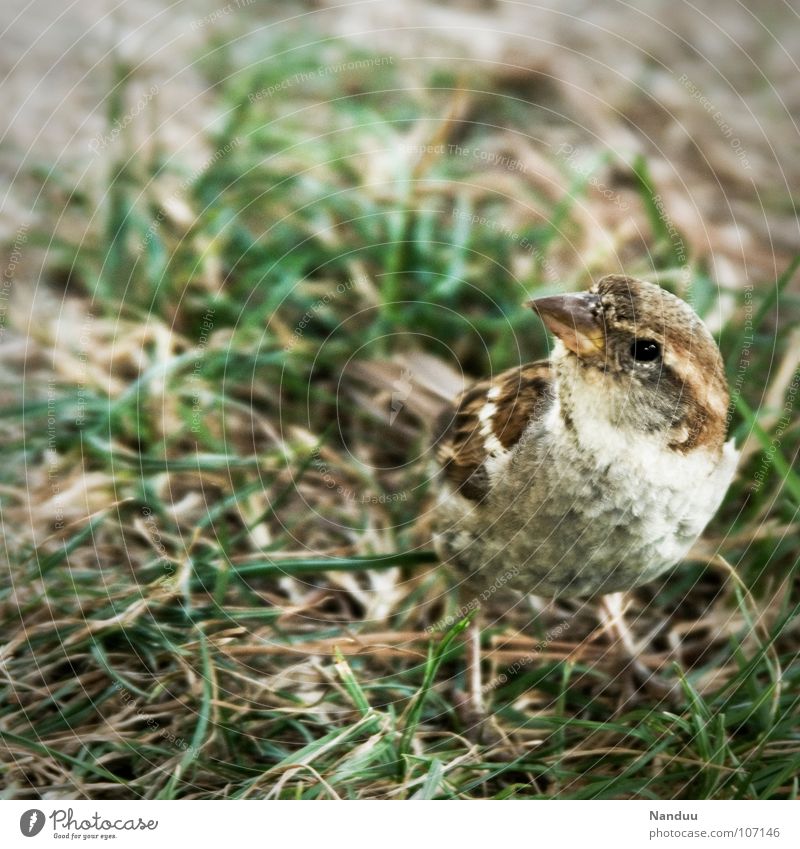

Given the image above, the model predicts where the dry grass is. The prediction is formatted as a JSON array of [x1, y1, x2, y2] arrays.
[[1, 0, 799, 799]]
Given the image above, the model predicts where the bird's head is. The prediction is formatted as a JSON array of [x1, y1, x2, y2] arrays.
[[529, 275, 730, 452]]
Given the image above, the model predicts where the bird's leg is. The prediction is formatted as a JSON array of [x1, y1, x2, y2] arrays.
[[466, 616, 485, 715], [451, 609, 493, 739], [599, 592, 637, 656], [598, 592, 679, 701], [454, 611, 505, 744]]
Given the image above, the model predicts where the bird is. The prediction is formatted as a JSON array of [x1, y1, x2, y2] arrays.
[[431, 273, 738, 602], [348, 273, 738, 714]]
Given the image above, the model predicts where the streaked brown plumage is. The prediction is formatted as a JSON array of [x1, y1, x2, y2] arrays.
[[432, 362, 553, 502]]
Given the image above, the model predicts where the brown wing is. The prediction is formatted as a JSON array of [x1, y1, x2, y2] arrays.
[[432, 361, 554, 501]]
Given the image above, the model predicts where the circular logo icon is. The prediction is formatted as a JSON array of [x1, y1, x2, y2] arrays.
[[19, 810, 46, 837]]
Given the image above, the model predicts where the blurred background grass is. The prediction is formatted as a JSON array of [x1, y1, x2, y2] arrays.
[[1, 0, 799, 799]]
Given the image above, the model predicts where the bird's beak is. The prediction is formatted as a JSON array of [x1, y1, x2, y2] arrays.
[[527, 292, 606, 356]]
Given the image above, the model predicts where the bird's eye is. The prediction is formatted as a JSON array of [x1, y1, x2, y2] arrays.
[[630, 339, 661, 362]]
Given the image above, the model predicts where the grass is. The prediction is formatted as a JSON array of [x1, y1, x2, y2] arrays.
[[1, 34, 800, 800]]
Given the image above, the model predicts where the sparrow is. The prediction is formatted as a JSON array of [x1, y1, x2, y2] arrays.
[[431, 274, 739, 600]]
